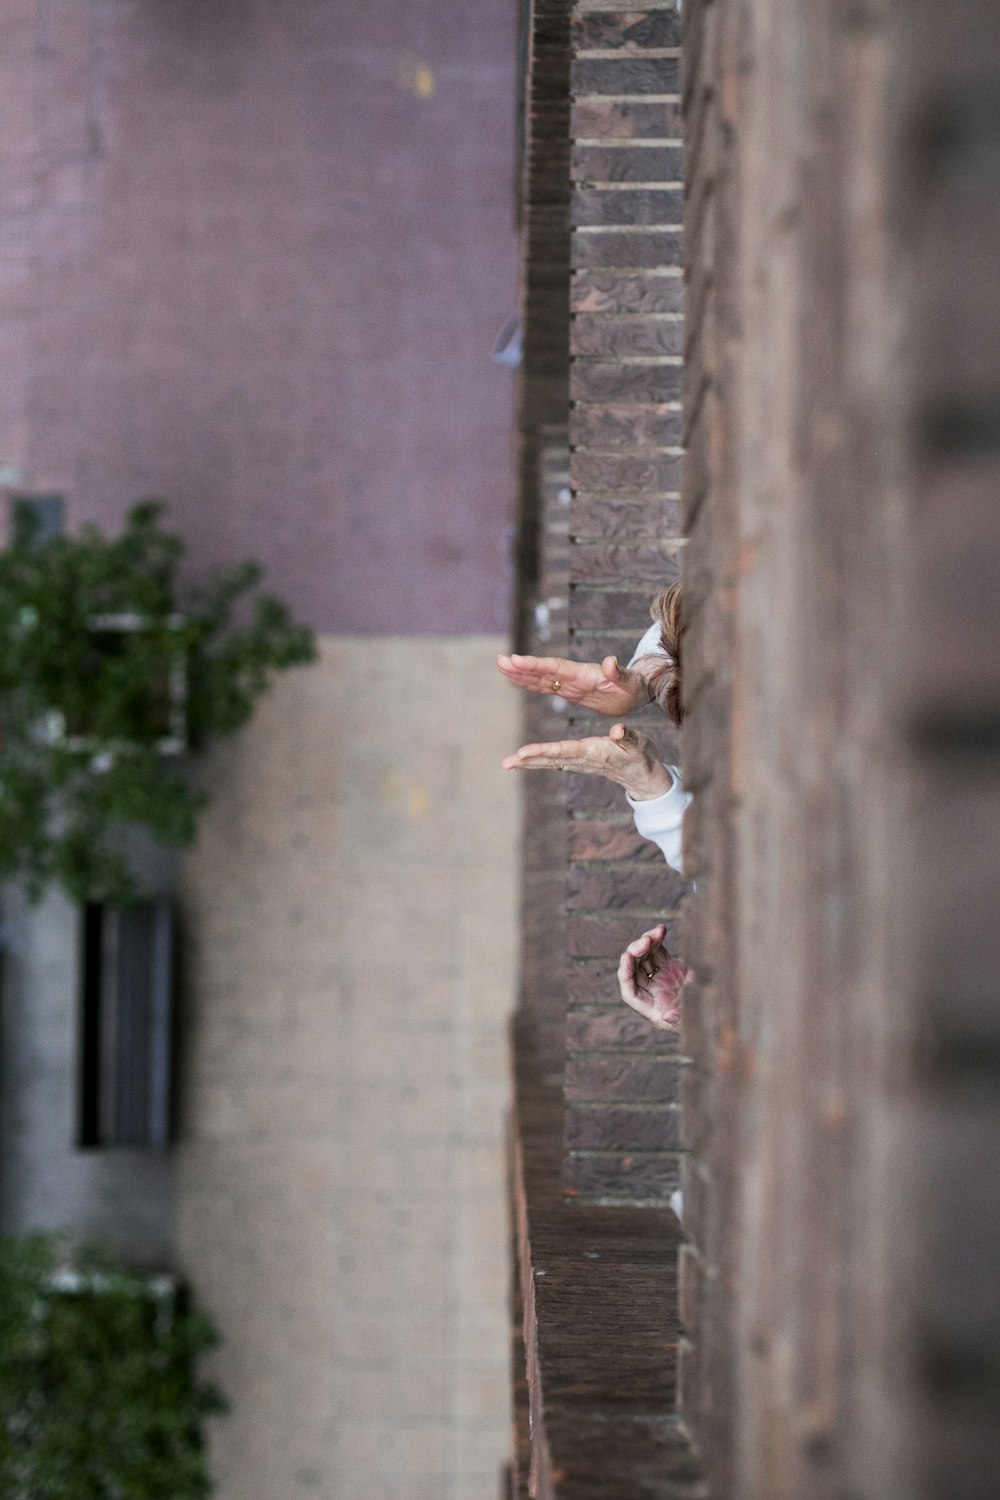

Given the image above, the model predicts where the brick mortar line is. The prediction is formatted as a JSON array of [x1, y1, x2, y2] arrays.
[[572, 266, 684, 275], [574, 224, 683, 233], [566, 1100, 683, 1111], [566, 1148, 687, 1158], [573, 138, 684, 146], [571, 3, 682, 13], [572, 312, 684, 320], [575, 49, 682, 59], [572, 180, 684, 188], [567, 907, 686, 917], [571, 1, 682, 8], [573, 180, 685, 188], [572, 354, 684, 363], [572, 396, 684, 404], [571, 93, 682, 103]]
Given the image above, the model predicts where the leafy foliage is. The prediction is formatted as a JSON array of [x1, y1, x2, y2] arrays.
[[0, 1234, 225, 1500], [0, 502, 317, 902]]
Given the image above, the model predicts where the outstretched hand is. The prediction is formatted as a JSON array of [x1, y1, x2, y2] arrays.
[[500, 723, 673, 802], [617, 924, 691, 1032], [496, 651, 648, 717]]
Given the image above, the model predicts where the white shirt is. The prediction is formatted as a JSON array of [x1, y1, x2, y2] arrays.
[[623, 624, 691, 874]]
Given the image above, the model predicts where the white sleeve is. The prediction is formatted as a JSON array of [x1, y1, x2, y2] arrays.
[[628, 621, 667, 668], [626, 766, 691, 874]]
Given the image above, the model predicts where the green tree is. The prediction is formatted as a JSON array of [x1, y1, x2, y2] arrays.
[[0, 1234, 225, 1500], [0, 502, 316, 902]]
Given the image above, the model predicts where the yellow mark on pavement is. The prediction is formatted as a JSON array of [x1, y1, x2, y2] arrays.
[[406, 783, 429, 820], [382, 768, 429, 820], [397, 54, 435, 99]]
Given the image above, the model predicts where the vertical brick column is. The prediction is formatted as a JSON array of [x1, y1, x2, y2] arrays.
[[563, 4, 688, 1205], [897, 6, 1000, 1494], [515, 0, 573, 643], [675, 0, 740, 1475]]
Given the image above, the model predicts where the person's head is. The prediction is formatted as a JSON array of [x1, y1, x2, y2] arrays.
[[648, 583, 684, 728]]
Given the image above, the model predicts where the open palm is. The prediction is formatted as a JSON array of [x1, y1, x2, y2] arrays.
[[500, 723, 672, 803], [496, 652, 646, 717]]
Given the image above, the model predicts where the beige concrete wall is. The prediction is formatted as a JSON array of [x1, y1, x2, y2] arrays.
[[176, 637, 520, 1500]]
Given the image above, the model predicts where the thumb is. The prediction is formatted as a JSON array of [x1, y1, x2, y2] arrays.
[[602, 655, 621, 683], [610, 723, 635, 749]]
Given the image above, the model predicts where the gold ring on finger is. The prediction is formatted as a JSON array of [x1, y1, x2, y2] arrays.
[[552, 679, 561, 693]]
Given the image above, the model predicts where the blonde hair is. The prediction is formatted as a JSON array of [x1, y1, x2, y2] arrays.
[[647, 582, 684, 727]]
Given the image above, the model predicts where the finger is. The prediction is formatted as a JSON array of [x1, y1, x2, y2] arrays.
[[619, 985, 660, 1025], [626, 930, 656, 960], [608, 723, 648, 758], [505, 735, 617, 766], [617, 952, 648, 1009], [601, 656, 621, 683], [503, 738, 580, 763], [505, 654, 577, 681]]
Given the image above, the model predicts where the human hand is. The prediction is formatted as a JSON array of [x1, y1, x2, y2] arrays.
[[496, 651, 649, 717], [617, 924, 691, 1032], [500, 723, 673, 802]]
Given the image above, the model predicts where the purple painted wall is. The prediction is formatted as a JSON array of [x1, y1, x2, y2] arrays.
[[18, 0, 518, 633]]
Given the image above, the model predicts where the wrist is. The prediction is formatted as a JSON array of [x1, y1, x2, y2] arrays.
[[626, 761, 673, 802], [627, 658, 658, 705]]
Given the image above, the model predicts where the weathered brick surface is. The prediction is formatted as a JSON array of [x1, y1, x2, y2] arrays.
[[562, 2, 688, 1208], [508, 9, 707, 1484], [572, 98, 683, 139], [571, 144, 684, 185], [571, 12, 682, 51], [571, 57, 681, 97], [570, 356, 682, 401], [572, 228, 684, 268], [564, 1103, 683, 1151], [676, 2, 1000, 1498], [571, 269, 685, 315], [571, 187, 684, 226]]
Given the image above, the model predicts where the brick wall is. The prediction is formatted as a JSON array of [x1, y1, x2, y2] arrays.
[[507, 5, 705, 1495], [897, 6, 1000, 1494], [563, 4, 687, 1204], [679, 1, 1000, 1496]]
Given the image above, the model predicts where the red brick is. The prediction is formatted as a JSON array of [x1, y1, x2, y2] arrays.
[[572, 57, 681, 97], [566, 858, 688, 912], [568, 537, 683, 585], [571, 496, 683, 549], [571, 314, 684, 358], [568, 583, 671, 629], [570, 400, 683, 447], [571, 144, 684, 185], [571, 450, 683, 492], [563, 1149, 681, 1200], [571, 269, 685, 316], [571, 187, 683, 227], [571, 12, 683, 52], [571, 358, 683, 402], [571, 98, 683, 139], [572, 228, 684, 269], [566, 1007, 684, 1052], [566, 1052, 685, 1103], [565, 1102, 683, 1150], [567, 912, 683, 959]]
